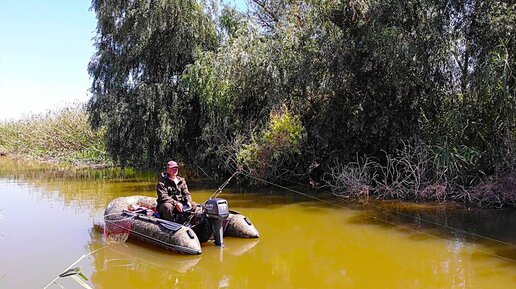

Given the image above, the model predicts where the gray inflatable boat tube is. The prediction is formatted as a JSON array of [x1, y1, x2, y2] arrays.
[[104, 196, 259, 254], [104, 196, 202, 255]]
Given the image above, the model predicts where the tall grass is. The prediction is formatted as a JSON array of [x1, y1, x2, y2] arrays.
[[0, 105, 109, 165], [324, 142, 516, 208]]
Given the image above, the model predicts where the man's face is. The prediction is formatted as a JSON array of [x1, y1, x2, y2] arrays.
[[167, 166, 179, 175]]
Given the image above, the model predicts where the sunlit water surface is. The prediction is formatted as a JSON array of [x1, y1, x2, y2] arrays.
[[0, 158, 515, 289]]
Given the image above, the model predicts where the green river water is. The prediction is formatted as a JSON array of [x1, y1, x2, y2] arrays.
[[0, 158, 514, 289]]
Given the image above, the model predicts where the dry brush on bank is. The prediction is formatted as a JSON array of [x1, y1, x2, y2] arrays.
[[324, 143, 516, 208], [0, 105, 109, 165]]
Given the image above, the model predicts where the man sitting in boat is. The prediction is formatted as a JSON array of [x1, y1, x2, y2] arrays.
[[156, 160, 197, 221]]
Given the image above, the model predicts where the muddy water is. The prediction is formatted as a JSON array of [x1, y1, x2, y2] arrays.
[[0, 158, 515, 289]]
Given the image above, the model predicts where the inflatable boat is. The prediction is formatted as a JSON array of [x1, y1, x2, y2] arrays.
[[104, 196, 259, 255]]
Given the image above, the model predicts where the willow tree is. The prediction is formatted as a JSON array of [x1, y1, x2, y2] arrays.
[[88, 0, 218, 167]]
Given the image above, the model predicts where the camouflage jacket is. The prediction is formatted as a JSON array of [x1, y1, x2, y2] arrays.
[[156, 173, 192, 205]]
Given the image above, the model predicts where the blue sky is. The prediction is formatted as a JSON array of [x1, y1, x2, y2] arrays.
[[0, 0, 247, 121]]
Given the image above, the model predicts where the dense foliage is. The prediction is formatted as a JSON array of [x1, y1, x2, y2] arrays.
[[88, 0, 218, 167], [88, 0, 515, 205]]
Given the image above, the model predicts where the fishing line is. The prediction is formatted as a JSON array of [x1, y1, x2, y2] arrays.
[[266, 175, 515, 246], [363, 211, 516, 264], [364, 201, 516, 247], [239, 171, 516, 263], [244, 173, 341, 208], [43, 246, 109, 289], [243, 171, 515, 247]]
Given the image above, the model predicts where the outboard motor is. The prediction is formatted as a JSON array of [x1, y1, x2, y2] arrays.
[[204, 198, 229, 246]]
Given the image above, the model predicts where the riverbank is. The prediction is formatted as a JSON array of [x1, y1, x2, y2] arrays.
[[3, 150, 514, 209], [323, 147, 516, 209], [1, 106, 514, 208]]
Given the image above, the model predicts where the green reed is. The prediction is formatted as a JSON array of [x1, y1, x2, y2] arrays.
[[0, 105, 110, 165]]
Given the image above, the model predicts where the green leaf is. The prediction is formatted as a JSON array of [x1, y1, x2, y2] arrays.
[[70, 275, 94, 289]]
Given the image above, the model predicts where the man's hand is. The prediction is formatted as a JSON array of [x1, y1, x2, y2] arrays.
[[175, 202, 184, 212]]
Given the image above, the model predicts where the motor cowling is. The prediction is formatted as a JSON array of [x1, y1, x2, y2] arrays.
[[204, 198, 229, 246], [204, 198, 229, 219]]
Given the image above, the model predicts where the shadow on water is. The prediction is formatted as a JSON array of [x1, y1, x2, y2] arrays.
[[210, 186, 516, 271], [344, 199, 516, 265], [216, 183, 516, 267]]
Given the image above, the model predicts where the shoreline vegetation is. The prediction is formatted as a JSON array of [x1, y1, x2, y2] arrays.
[[0, 106, 514, 208], [0, 105, 110, 167], [3, 1, 515, 208]]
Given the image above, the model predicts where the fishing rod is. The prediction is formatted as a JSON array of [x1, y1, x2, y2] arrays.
[[208, 168, 242, 200], [43, 246, 108, 289]]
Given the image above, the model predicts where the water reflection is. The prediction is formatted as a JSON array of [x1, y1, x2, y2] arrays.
[[0, 157, 156, 181], [344, 200, 516, 263], [0, 158, 158, 216], [225, 239, 260, 256], [87, 224, 261, 289]]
